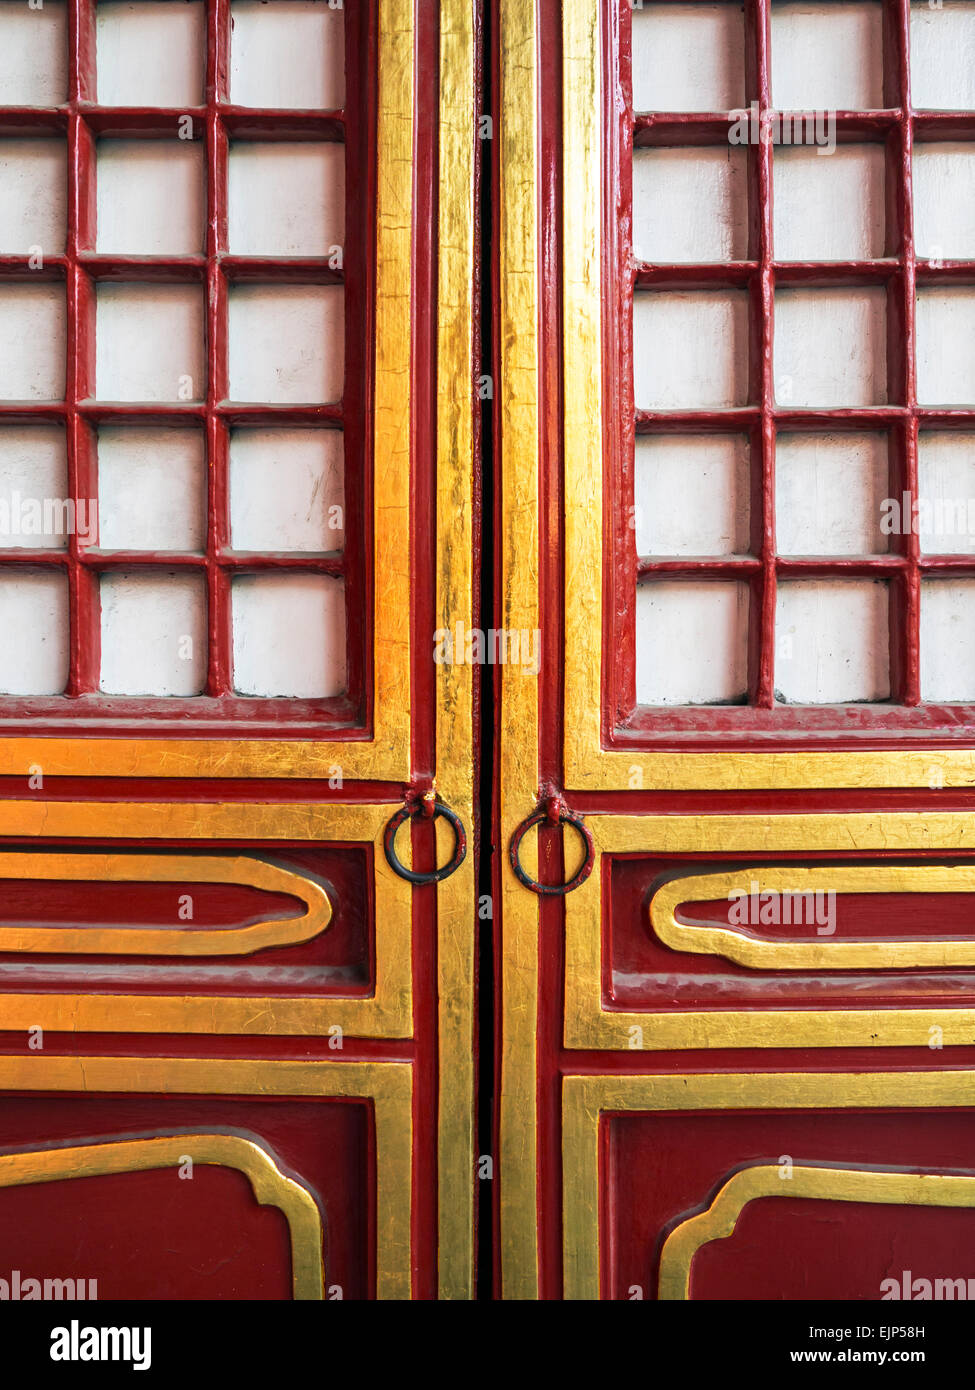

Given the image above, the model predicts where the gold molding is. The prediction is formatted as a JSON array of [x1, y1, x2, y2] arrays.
[[498, 0, 542, 1301], [436, 0, 478, 1300], [562, 1070, 975, 1300], [0, 0, 413, 783], [658, 1163, 975, 1301], [0, 1056, 412, 1300], [0, 801, 412, 1038], [0, 852, 332, 956], [564, 812, 975, 1050], [0, 1133, 325, 1299], [560, 0, 975, 792], [651, 864, 975, 970]]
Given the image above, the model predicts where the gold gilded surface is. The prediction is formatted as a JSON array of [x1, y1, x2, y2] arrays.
[[0, 852, 331, 956], [0, 1133, 325, 1299], [564, 812, 975, 1050], [0, 1056, 412, 1301], [436, 0, 478, 1301], [658, 1163, 975, 1301], [562, 1070, 975, 1300], [498, 0, 542, 1300], [0, 801, 412, 1038], [651, 864, 975, 970], [559, 0, 975, 793]]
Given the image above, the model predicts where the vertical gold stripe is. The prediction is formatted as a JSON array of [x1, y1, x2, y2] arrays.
[[436, 0, 478, 1300], [499, 0, 541, 1299]]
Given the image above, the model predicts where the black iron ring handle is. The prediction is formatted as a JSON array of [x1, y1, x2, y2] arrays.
[[383, 798, 467, 885], [508, 805, 595, 896]]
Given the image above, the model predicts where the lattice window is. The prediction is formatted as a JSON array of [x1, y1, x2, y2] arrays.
[[0, 0, 366, 722]]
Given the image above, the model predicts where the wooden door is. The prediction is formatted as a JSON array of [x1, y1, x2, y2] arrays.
[[0, 0, 478, 1301]]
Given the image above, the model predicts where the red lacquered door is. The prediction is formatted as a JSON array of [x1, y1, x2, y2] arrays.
[[495, 0, 975, 1300], [0, 0, 478, 1300]]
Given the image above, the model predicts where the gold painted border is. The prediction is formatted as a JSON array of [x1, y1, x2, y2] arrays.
[[0, 1056, 412, 1300], [651, 864, 975, 970], [0, 852, 332, 956], [435, 0, 478, 1300], [564, 812, 975, 1050], [563, 1069, 975, 1300], [0, 1133, 325, 1299], [561, 0, 975, 792], [0, 801, 412, 1038], [0, 0, 413, 783], [498, 0, 542, 1301], [658, 1163, 975, 1301]]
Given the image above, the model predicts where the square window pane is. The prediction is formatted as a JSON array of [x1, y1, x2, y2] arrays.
[[228, 143, 344, 257], [232, 573, 346, 698], [917, 433, 975, 555], [913, 145, 975, 259], [0, 0, 67, 105], [634, 290, 749, 409], [632, 147, 747, 264], [921, 579, 975, 700], [97, 427, 206, 552], [916, 288, 975, 405], [230, 0, 344, 109], [910, 1, 975, 111], [96, 140, 204, 255], [96, 1, 204, 107], [773, 145, 885, 261], [0, 285, 65, 402], [774, 288, 887, 407], [96, 284, 205, 403], [634, 434, 750, 556], [0, 139, 66, 255], [636, 579, 749, 704], [0, 424, 69, 551], [771, 1, 884, 110], [230, 428, 344, 552], [228, 286, 344, 404], [0, 569, 68, 694], [99, 571, 206, 696], [631, 3, 745, 113], [776, 432, 888, 555], [775, 579, 889, 702]]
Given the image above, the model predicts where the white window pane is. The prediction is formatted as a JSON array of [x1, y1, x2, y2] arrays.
[[232, 573, 346, 697], [228, 143, 344, 257], [96, 1, 204, 107], [632, 147, 747, 264], [97, 427, 206, 552], [228, 286, 344, 404], [921, 579, 975, 699], [631, 3, 745, 113], [0, 285, 65, 402], [910, 2, 975, 111], [913, 145, 975, 260], [99, 571, 206, 696], [917, 433, 975, 555], [636, 579, 749, 705], [771, 2, 884, 110], [773, 145, 885, 261], [0, 0, 67, 106], [634, 290, 749, 409], [0, 570, 68, 694], [0, 139, 66, 255], [96, 284, 204, 403], [96, 140, 204, 256], [774, 288, 887, 407], [917, 289, 975, 405], [776, 433, 888, 555], [0, 425, 69, 551], [775, 580, 889, 702], [230, 1, 345, 109], [634, 434, 749, 556], [230, 429, 344, 552]]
